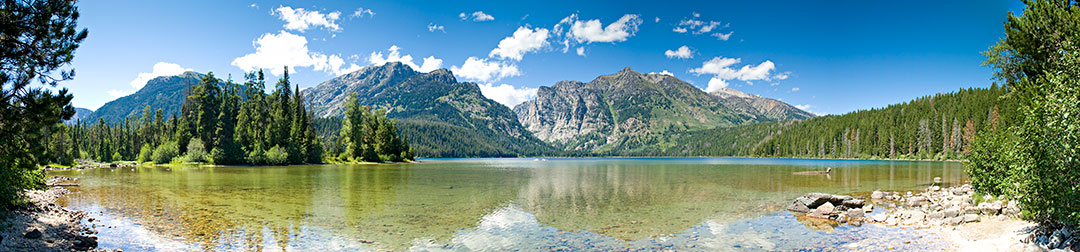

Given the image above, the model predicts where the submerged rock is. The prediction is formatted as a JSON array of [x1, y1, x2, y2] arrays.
[[23, 229, 41, 239]]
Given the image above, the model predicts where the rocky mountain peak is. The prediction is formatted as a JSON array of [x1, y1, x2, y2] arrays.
[[514, 68, 816, 152], [709, 88, 756, 99]]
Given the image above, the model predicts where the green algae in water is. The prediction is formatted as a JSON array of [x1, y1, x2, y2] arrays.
[[53, 158, 966, 251]]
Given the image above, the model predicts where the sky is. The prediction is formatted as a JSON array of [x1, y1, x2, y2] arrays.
[[61, 0, 1025, 115]]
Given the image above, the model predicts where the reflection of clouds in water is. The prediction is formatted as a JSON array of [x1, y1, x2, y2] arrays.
[[82, 205, 199, 252], [87, 202, 948, 251], [407, 205, 948, 251], [82, 204, 382, 252]]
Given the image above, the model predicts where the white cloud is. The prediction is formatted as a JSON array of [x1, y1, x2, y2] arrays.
[[427, 23, 445, 32], [351, 8, 375, 18], [478, 83, 536, 107], [419, 56, 443, 72], [791, 87, 800, 92], [367, 45, 443, 73], [795, 104, 817, 115], [692, 56, 781, 91], [649, 70, 674, 76], [489, 27, 550, 61], [774, 72, 790, 80], [712, 31, 733, 41], [249, 3, 258, 9], [705, 77, 728, 92], [655, 17, 660, 23], [576, 47, 586, 56], [691, 56, 776, 82], [130, 62, 191, 89], [673, 13, 732, 40], [664, 45, 693, 59], [274, 6, 342, 32], [460, 11, 494, 21], [107, 89, 132, 98], [232, 31, 360, 76], [563, 14, 642, 43], [326, 54, 363, 76], [450, 57, 520, 82]]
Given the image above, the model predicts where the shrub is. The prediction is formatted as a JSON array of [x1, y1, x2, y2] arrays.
[[111, 151, 123, 162], [183, 139, 208, 163], [246, 146, 266, 165], [264, 145, 289, 165], [151, 142, 180, 164], [137, 144, 152, 163], [209, 148, 225, 165], [972, 0, 1080, 226]]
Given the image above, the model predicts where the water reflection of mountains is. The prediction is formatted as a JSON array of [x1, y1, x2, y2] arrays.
[[58, 159, 966, 250]]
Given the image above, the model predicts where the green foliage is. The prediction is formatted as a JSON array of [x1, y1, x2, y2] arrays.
[[111, 151, 123, 162], [0, 0, 87, 208], [336, 93, 414, 162], [183, 138, 208, 163], [137, 144, 152, 163], [264, 145, 289, 165], [970, 0, 1080, 226], [53, 67, 324, 166], [151, 142, 179, 164], [612, 86, 1010, 158]]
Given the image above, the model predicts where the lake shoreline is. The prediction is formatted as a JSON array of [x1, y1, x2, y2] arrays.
[[0, 176, 106, 251], [39, 158, 1027, 251], [791, 183, 1075, 251]]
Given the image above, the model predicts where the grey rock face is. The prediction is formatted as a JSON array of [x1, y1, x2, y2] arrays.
[[514, 67, 815, 152], [300, 62, 550, 157]]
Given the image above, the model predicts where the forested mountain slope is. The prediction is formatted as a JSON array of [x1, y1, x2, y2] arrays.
[[640, 85, 1011, 159]]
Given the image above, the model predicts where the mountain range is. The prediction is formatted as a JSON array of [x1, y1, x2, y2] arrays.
[[513, 67, 813, 153], [84, 71, 203, 123], [301, 62, 555, 157], [81, 63, 813, 157]]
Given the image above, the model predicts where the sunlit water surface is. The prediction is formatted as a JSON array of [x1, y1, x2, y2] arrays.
[[51, 158, 966, 251]]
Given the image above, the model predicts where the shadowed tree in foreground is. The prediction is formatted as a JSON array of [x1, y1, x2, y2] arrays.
[[0, 0, 88, 207]]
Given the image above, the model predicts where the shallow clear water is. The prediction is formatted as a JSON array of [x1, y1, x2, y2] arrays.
[[51, 158, 966, 251]]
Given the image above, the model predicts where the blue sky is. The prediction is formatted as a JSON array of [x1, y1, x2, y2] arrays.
[[62, 0, 1023, 115]]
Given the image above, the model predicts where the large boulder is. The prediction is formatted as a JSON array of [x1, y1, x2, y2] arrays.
[[808, 202, 836, 219], [787, 193, 857, 213]]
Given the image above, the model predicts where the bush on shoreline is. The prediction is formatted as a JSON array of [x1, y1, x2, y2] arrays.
[[970, 0, 1080, 226], [151, 142, 180, 164]]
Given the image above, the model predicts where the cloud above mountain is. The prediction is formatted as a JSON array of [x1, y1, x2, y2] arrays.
[[691, 56, 779, 92], [489, 27, 550, 61], [367, 45, 443, 73], [665, 46, 693, 59], [231, 31, 360, 76], [451, 57, 520, 82], [274, 6, 342, 32], [558, 14, 643, 44], [130, 62, 191, 89], [478, 83, 536, 107]]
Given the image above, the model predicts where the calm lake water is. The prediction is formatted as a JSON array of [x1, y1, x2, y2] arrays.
[[51, 158, 967, 251]]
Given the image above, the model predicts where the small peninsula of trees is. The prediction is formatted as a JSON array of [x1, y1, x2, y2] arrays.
[[42, 69, 414, 166]]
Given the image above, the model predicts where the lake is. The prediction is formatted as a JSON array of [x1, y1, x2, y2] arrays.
[[51, 158, 967, 251]]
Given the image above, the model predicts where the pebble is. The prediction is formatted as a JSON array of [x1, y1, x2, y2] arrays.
[[962, 214, 979, 223]]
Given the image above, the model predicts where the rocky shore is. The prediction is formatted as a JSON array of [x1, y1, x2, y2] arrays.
[[45, 161, 137, 171], [0, 177, 106, 251], [788, 183, 1079, 251]]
